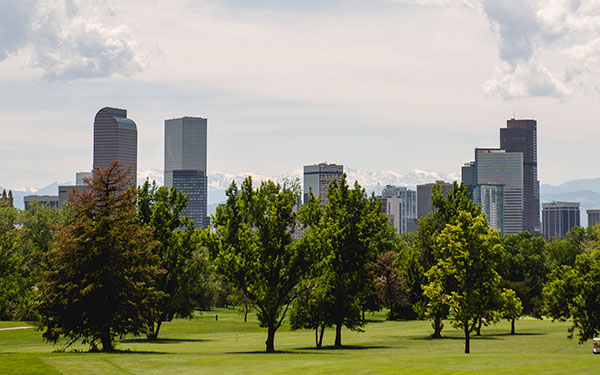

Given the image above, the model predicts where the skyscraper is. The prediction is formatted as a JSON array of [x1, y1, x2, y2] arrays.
[[588, 209, 600, 228], [165, 117, 208, 229], [500, 119, 540, 235], [303, 163, 343, 205], [93, 107, 138, 183], [379, 185, 417, 234], [472, 148, 523, 235], [542, 201, 580, 239], [416, 181, 453, 219]]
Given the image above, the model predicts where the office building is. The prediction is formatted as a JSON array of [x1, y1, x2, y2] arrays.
[[24, 195, 59, 209], [542, 201, 580, 239], [379, 185, 418, 234], [76, 171, 92, 186], [500, 119, 540, 235], [587, 209, 600, 228], [303, 163, 344, 205], [470, 148, 523, 235], [416, 181, 453, 219], [165, 117, 208, 229], [472, 184, 504, 232], [93, 107, 137, 184], [58, 185, 78, 209]]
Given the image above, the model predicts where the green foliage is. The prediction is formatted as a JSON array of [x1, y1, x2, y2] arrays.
[[37, 162, 162, 352], [498, 232, 547, 318], [424, 210, 503, 353], [204, 177, 308, 352], [544, 250, 600, 343], [304, 175, 394, 347], [372, 251, 408, 320], [0, 203, 35, 320], [409, 182, 481, 337], [137, 181, 215, 339], [501, 288, 523, 334]]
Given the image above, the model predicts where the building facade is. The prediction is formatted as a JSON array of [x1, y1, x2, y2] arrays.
[[500, 119, 540, 235], [303, 163, 344, 205], [93, 107, 138, 184], [416, 181, 453, 219], [472, 184, 504, 232], [164, 117, 208, 229], [587, 209, 600, 228], [379, 185, 417, 234], [472, 148, 523, 235], [24, 195, 59, 209], [76, 171, 92, 186], [542, 201, 580, 240]]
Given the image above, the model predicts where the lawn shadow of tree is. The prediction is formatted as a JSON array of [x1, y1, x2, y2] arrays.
[[119, 337, 209, 344]]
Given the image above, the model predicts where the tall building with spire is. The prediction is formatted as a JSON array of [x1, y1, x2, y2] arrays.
[[500, 119, 540, 235], [93, 107, 138, 184], [164, 117, 208, 229]]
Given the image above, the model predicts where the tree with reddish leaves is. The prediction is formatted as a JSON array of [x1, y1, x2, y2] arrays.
[[38, 162, 162, 352]]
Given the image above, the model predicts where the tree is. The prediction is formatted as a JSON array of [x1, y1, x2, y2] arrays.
[[411, 182, 481, 338], [423, 210, 503, 353], [289, 278, 334, 349], [307, 175, 394, 347], [204, 177, 309, 353], [497, 232, 547, 320], [137, 181, 213, 339], [501, 288, 523, 335], [372, 251, 407, 320], [0, 202, 35, 320], [544, 249, 600, 343], [37, 162, 162, 352]]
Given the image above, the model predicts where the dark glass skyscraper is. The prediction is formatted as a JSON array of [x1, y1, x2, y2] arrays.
[[500, 119, 540, 235], [165, 117, 208, 229], [93, 107, 138, 183]]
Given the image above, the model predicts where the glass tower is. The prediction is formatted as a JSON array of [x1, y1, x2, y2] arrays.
[[164, 117, 208, 229], [93, 107, 137, 184]]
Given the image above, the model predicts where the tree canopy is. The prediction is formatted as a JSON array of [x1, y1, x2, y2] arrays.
[[37, 162, 162, 352]]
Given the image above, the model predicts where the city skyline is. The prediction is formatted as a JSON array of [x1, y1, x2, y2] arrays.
[[3, 1, 600, 189]]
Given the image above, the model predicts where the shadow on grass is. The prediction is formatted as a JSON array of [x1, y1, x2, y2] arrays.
[[485, 332, 545, 337], [226, 345, 390, 355], [57, 349, 168, 355], [412, 335, 499, 341], [119, 337, 209, 344]]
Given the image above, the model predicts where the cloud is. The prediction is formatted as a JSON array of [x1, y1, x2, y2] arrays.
[[479, 0, 600, 100], [0, 0, 147, 81]]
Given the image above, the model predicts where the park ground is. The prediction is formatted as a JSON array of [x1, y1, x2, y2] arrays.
[[0, 309, 598, 374]]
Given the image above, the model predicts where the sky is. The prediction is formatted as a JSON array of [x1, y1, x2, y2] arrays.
[[2, 0, 600, 189]]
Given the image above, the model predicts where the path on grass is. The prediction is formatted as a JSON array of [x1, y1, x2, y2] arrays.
[[0, 326, 35, 331]]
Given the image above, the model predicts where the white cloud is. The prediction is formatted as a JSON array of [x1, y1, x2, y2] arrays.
[[0, 0, 148, 81]]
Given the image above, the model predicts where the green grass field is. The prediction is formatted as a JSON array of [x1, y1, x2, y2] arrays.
[[1, 309, 597, 374]]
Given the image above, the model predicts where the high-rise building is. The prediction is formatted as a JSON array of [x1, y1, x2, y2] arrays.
[[165, 117, 208, 229], [542, 201, 580, 239], [472, 184, 504, 232], [76, 171, 92, 186], [93, 107, 138, 183], [500, 119, 540, 235], [471, 148, 523, 235], [587, 209, 600, 228], [303, 163, 343, 205], [379, 185, 418, 234], [416, 181, 453, 219]]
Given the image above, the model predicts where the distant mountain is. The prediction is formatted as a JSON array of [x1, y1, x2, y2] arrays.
[[541, 178, 600, 195], [541, 180, 600, 227]]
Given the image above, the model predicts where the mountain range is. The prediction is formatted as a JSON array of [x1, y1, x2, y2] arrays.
[[4, 169, 600, 226]]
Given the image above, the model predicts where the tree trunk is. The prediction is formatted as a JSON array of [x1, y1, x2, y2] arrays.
[[101, 330, 113, 352], [265, 324, 276, 353], [511, 318, 515, 335], [475, 317, 482, 336], [362, 309, 365, 321], [432, 314, 443, 338], [318, 324, 325, 349], [244, 308, 248, 323], [315, 327, 319, 348], [334, 323, 342, 348], [464, 323, 470, 354]]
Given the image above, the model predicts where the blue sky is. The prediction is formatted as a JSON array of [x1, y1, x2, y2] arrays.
[[2, 0, 600, 189]]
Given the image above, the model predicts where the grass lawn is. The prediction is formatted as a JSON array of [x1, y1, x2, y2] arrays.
[[1, 309, 597, 374]]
